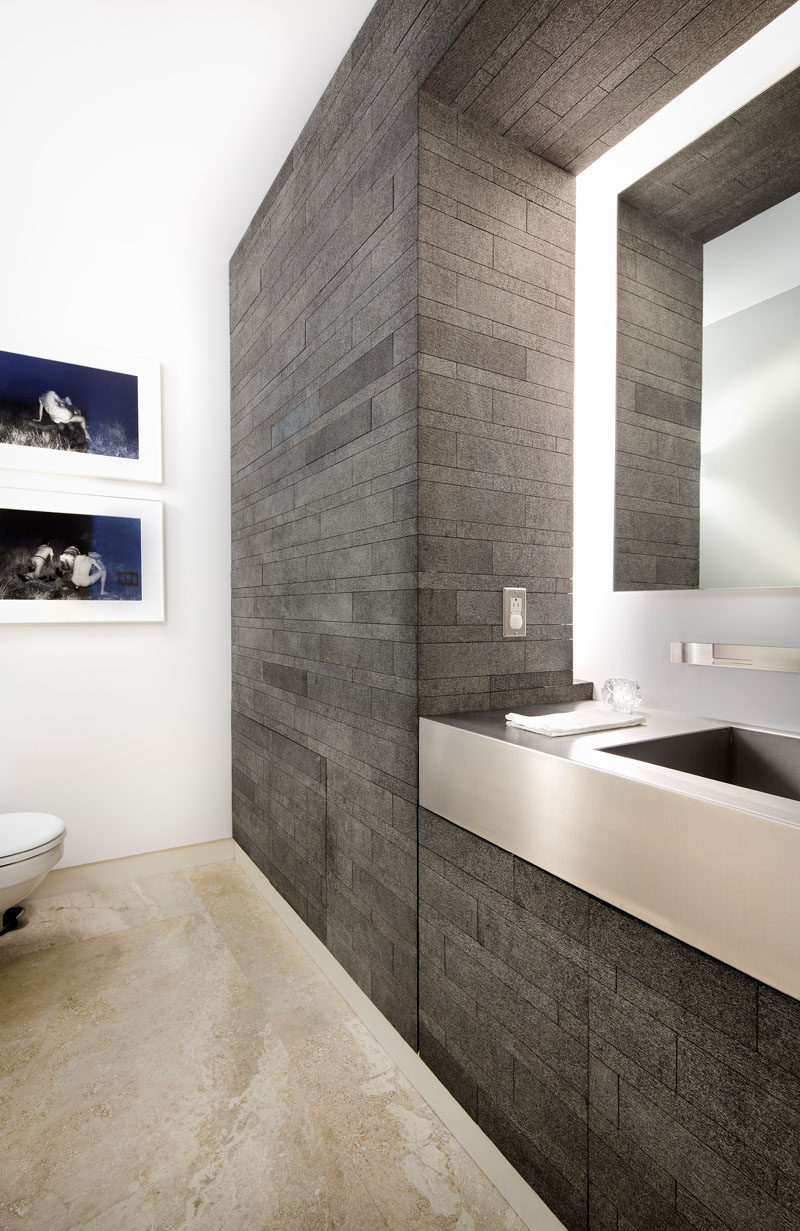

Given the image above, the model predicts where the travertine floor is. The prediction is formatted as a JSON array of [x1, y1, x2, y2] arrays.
[[0, 861, 524, 1230]]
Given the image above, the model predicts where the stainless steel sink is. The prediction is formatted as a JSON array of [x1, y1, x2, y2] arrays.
[[605, 725, 800, 803], [421, 705, 800, 1000]]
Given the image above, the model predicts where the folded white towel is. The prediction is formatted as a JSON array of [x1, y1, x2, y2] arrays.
[[505, 710, 645, 737]]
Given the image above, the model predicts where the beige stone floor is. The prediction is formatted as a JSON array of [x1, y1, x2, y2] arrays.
[[0, 861, 525, 1230]]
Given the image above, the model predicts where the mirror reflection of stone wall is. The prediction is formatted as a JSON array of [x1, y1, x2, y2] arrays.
[[615, 203, 702, 590], [614, 66, 800, 591]]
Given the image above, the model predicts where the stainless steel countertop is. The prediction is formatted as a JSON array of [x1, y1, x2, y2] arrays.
[[419, 701, 800, 1000], [423, 700, 800, 830]]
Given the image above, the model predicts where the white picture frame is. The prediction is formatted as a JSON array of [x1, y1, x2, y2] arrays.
[[0, 488, 164, 623], [0, 340, 162, 483]]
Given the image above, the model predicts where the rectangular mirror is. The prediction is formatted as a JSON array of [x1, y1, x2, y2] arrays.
[[614, 67, 800, 591]]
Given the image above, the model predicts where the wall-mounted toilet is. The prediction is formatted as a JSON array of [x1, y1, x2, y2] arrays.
[[0, 813, 66, 917]]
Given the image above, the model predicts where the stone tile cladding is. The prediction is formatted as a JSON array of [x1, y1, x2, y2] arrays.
[[423, 0, 796, 174], [232, 0, 800, 1207], [231, 0, 491, 1047], [619, 67, 800, 246], [419, 807, 800, 1231], [230, 0, 588, 1047], [418, 90, 592, 714], [615, 201, 702, 591]]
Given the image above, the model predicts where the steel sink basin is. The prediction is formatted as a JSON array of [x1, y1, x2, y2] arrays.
[[605, 725, 800, 803], [421, 705, 800, 1000]]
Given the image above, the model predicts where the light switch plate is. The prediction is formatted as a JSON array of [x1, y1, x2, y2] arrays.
[[503, 587, 526, 638]]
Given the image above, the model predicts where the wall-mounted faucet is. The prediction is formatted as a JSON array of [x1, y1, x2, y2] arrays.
[[671, 642, 800, 672]]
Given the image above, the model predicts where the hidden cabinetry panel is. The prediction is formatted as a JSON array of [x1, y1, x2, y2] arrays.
[[419, 805, 590, 1230], [419, 806, 800, 1231]]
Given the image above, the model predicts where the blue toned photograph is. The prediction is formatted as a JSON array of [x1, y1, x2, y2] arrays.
[[0, 348, 140, 459], [0, 507, 142, 602]]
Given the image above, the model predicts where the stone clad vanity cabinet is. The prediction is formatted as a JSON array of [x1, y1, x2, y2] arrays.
[[419, 706, 800, 1231]]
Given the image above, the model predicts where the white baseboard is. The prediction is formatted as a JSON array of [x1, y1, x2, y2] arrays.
[[30, 838, 235, 899], [234, 843, 567, 1231]]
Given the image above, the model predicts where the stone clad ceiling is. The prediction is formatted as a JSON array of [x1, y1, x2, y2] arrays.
[[621, 65, 800, 243], [423, 0, 796, 173]]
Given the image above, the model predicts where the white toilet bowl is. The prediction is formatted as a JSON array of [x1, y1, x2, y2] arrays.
[[0, 813, 66, 915]]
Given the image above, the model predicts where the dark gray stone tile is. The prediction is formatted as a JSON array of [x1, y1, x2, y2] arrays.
[[590, 1027, 781, 1200], [326, 761, 391, 822], [513, 1055, 588, 1184], [589, 1118, 693, 1231], [419, 588, 457, 625], [591, 982, 677, 1091], [419, 317, 527, 379], [633, 382, 701, 431], [327, 889, 393, 970], [590, 1054, 620, 1128], [419, 481, 525, 526], [445, 935, 588, 1096], [759, 985, 800, 1081], [418, 148, 527, 230], [419, 1022, 478, 1118], [675, 1186, 730, 1231], [419, 534, 493, 575], [271, 396, 317, 448], [589, 899, 758, 1048], [232, 710, 270, 750], [370, 535, 417, 577], [478, 901, 589, 1021], [419, 858, 478, 937], [306, 544, 372, 580], [588, 1183, 619, 1230], [370, 966, 417, 1047], [676, 1038, 800, 1178], [429, 974, 516, 1101], [232, 767, 257, 803], [318, 336, 395, 413], [304, 400, 372, 463], [318, 634, 394, 674], [370, 686, 417, 729], [262, 661, 308, 696], [419, 807, 513, 897], [514, 857, 589, 942], [618, 1081, 794, 1231], [270, 729, 326, 785], [479, 1091, 589, 1231], [419, 639, 527, 680], [352, 588, 416, 626], [352, 863, 416, 945]]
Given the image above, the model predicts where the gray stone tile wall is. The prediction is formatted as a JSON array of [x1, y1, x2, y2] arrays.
[[620, 67, 800, 245], [615, 201, 702, 591], [419, 806, 800, 1231], [231, 0, 798, 1208], [423, 0, 796, 174], [419, 804, 590, 1229], [417, 89, 592, 714], [231, 0, 490, 1047]]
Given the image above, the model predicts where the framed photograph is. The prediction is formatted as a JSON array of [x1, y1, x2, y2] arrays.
[[0, 489, 164, 623], [0, 343, 161, 482]]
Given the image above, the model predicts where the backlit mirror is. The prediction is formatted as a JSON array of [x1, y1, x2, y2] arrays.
[[613, 67, 800, 591]]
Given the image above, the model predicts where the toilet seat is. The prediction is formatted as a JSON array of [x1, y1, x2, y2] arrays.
[[0, 812, 66, 867]]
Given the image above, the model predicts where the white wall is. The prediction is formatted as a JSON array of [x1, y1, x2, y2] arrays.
[[0, 0, 373, 868], [574, 4, 800, 733], [704, 190, 800, 324], [0, 241, 233, 868], [700, 284, 800, 589]]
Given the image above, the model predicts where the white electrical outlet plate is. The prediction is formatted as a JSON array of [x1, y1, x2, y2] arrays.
[[503, 587, 526, 638]]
